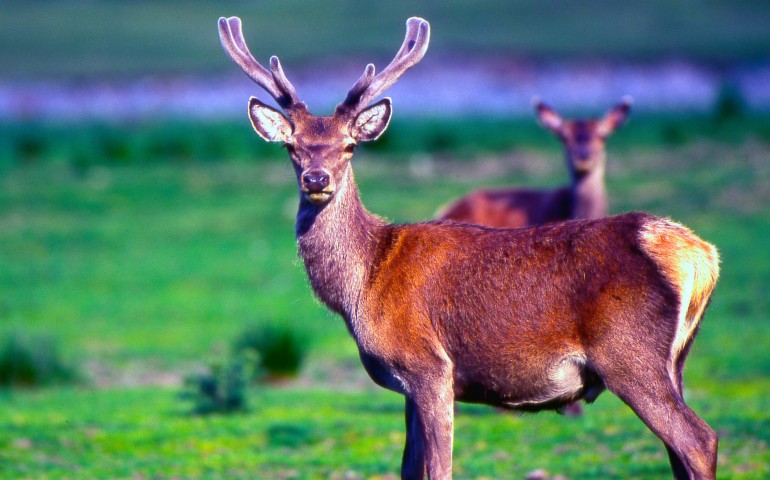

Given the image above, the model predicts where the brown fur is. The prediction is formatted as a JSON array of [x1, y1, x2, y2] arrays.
[[438, 99, 631, 228], [220, 17, 719, 480]]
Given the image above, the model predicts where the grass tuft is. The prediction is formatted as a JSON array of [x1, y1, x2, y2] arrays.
[[179, 352, 254, 415], [0, 332, 79, 388], [233, 324, 310, 381]]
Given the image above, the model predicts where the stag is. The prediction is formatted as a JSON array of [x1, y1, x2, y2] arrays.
[[219, 16, 719, 480], [438, 98, 632, 228]]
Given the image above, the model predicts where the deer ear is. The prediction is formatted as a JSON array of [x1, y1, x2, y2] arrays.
[[352, 98, 392, 142], [533, 98, 564, 134], [248, 97, 292, 142], [597, 96, 632, 137]]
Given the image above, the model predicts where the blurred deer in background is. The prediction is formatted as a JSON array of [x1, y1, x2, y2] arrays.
[[438, 98, 632, 417], [220, 15, 719, 480], [438, 98, 632, 229]]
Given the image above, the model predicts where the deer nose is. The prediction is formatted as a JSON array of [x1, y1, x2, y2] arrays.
[[302, 170, 330, 193]]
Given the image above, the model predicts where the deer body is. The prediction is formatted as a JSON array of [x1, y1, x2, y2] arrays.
[[220, 16, 719, 479], [438, 100, 629, 228], [301, 167, 711, 412], [438, 185, 573, 229], [297, 159, 719, 479]]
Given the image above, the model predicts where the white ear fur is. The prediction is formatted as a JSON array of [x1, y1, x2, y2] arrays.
[[597, 97, 633, 137], [352, 98, 393, 142], [534, 100, 564, 134], [248, 97, 292, 142]]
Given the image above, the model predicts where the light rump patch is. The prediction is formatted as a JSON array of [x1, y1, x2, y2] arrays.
[[639, 218, 720, 364]]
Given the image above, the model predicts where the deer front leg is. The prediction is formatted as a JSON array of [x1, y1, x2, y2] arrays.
[[402, 397, 426, 479], [408, 376, 455, 479]]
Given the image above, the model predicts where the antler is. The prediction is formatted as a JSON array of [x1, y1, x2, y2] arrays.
[[336, 17, 430, 116], [218, 16, 303, 112]]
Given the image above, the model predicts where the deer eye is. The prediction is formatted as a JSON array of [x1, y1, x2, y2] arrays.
[[344, 143, 356, 153]]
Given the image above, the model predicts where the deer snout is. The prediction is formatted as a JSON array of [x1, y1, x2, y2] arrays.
[[571, 150, 599, 173], [301, 168, 334, 204], [302, 170, 330, 192]]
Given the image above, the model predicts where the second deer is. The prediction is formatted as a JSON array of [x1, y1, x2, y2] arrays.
[[438, 98, 632, 228]]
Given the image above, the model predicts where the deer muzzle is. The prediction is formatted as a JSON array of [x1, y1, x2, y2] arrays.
[[301, 168, 334, 204]]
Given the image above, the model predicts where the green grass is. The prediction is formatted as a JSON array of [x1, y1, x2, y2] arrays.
[[4, 113, 770, 168], [2, 0, 770, 78], [0, 117, 768, 476], [1, 116, 769, 370], [0, 380, 767, 479]]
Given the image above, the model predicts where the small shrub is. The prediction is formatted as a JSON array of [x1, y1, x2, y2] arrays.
[[145, 132, 195, 162], [0, 332, 78, 388], [233, 324, 309, 381], [266, 423, 317, 448], [659, 121, 689, 147], [13, 133, 46, 164], [713, 82, 747, 123], [179, 352, 255, 415]]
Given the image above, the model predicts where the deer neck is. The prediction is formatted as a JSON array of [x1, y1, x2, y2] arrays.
[[570, 166, 607, 219], [295, 164, 385, 318]]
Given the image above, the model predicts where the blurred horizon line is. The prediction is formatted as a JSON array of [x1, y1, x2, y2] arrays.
[[3, 57, 770, 122]]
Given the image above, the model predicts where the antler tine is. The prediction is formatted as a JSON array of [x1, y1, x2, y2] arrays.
[[219, 17, 281, 100], [336, 64, 376, 114], [337, 17, 430, 115], [391, 17, 424, 65], [358, 18, 429, 108], [268, 56, 301, 109], [219, 17, 301, 111]]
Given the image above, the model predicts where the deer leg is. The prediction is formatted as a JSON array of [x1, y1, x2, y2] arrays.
[[408, 378, 454, 480], [666, 445, 691, 480], [663, 335, 708, 480], [606, 373, 717, 480], [663, 356, 689, 479], [402, 396, 426, 479]]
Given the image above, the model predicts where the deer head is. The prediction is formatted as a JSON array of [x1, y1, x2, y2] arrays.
[[534, 97, 632, 178], [218, 16, 429, 206]]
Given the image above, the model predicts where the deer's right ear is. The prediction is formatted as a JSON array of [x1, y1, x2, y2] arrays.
[[352, 98, 393, 142], [596, 96, 633, 137], [533, 98, 564, 135], [248, 97, 292, 143]]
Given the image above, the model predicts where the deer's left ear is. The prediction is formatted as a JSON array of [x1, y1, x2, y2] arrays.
[[352, 98, 392, 142], [248, 97, 293, 143], [533, 97, 564, 135], [597, 96, 632, 137]]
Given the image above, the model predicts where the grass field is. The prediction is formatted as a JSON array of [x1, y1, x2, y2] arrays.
[[1, 116, 769, 477], [3, 1, 769, 477], [3, 0, 770, 79], [1, 381, 767, 479]]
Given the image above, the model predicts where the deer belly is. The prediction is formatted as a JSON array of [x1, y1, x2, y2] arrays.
[[453, 354, 602, 411]]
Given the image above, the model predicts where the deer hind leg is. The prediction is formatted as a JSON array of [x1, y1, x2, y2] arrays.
[[602, 367, 717, 480], [664, 271, 715, 478]]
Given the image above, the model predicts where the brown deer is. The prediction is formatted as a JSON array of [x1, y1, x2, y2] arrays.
[[219, 16, 720, 480], [438, 98, 631, 419], [437, 98, 632, 228]]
